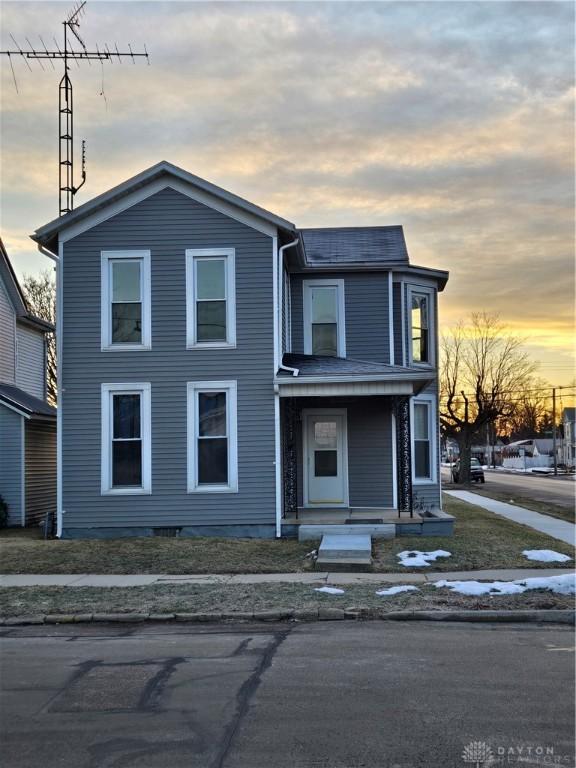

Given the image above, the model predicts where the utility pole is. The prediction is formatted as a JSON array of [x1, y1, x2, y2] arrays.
[[1, 2, 149, 215], [552, 387, 558, 476]]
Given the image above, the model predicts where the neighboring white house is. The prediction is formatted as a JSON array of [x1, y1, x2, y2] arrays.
[[561, 408, 575, 468], [0, 239, 56, 527]]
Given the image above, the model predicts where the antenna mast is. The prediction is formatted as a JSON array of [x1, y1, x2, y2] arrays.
[[1, 1, 149, 216]]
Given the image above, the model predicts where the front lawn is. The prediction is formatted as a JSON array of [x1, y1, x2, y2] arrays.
[[371, 495, 575, 573], [0, 494, 573, 575]]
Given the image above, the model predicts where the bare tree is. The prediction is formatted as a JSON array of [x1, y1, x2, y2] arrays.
[[440, 313, 537, 484], [502, 377, 552, 440], [21, 270, 57, 405]]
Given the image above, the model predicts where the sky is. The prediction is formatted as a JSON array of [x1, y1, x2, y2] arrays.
[[1, 0, 574, 388]]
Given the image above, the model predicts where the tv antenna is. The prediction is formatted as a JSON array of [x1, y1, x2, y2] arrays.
[[1, 2, 149, 216]]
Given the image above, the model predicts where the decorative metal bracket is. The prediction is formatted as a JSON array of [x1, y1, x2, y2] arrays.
[[283, 398, 298, 518], [395, 397, 413, 517]]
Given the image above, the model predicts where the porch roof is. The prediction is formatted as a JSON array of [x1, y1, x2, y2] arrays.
[[275, 354, 434, 396], [0, 384, 56, 420]]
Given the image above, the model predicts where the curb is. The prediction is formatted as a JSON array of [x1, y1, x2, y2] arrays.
[[1, 609, 574, 627]]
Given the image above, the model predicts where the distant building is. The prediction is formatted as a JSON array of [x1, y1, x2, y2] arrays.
[[561, 407, 576, 468]]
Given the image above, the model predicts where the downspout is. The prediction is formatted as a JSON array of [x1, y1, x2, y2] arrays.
[[277, 238, 300, 376], [38, 242, 62, 538]]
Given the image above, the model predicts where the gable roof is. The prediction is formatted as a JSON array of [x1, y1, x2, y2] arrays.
[[301, 226, 409, 265], [32, 161, 296, 252], [0, 239, 54, 333]]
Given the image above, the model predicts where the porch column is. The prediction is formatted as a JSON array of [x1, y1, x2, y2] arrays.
[[395, 397, 413, 517], [283, 398, 298, 517]]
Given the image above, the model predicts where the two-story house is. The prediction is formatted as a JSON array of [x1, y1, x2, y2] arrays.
[[32, 161, 449, 539], [0, 239, 56, 527]]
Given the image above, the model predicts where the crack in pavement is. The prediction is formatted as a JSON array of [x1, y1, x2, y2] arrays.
[[209, 627, 292, 768]]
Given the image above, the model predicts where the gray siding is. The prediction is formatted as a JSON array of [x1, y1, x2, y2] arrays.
[[0, 405, 23, 526], [25, 420, 56, 526], [293, 397, 394, 509], [61, 187, 276, 530], [16, 324, 45, 399], [0, 276, 15, 384], [290, 272, 391, 363]]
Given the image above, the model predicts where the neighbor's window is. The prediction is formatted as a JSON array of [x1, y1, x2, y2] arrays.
[[303, 280, 346, 358], [101, 251, 151, 350], [411, 292, 429, 363], [101, 383, 151, 494], [187, 381, 238, 492], [412, 398, 435, 483], [186, 249, 236, 347]]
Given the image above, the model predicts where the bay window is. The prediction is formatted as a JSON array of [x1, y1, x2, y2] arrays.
[[411, 395, 436, 484]]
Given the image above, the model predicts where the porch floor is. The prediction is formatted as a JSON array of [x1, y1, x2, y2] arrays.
[[283, 507, 417, 525]]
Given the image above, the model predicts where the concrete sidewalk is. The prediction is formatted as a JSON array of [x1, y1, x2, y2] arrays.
[[0, 568, 573, 588], [445, 490, 575, 545]]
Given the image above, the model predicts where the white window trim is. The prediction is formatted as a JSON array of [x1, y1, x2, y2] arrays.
[[303, 278, 346, 357], [410, 394, 437, 485], [187, 380, 238, 493], [101, 382, 152, 495], [407, 284, 435, 367], [185, 248, 236, 349], [101, 250, 151, 351]]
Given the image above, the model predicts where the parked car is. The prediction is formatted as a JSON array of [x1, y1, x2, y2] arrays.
[[451, 457, 485, 484]]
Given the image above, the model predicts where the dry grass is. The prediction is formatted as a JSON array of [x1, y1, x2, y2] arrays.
[[372, 495, 575, 572], [0, 494, 573, 575], [0, 582, 572, 618]]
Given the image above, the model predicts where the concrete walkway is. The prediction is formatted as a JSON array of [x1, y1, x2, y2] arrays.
[[445, 490, 575, 545], [0, 568, 573, 588]]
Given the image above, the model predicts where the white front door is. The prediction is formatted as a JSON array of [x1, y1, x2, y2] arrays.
[[304, 410, 348, 506]]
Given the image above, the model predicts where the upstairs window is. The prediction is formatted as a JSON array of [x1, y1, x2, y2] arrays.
[[101, 383, 151, 494], [303, 279, 346, 358], [101, 251, 151, 350], [186, 249, 236, 348], [411, 292, 429, 363]]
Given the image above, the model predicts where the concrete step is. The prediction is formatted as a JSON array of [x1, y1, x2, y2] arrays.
[[316, 534, 372, 568], [299, 524, 394, 541]]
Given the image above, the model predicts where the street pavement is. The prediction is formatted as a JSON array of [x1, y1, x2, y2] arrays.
[[1, 621, 574, 768], [442, 466, 576, 510]]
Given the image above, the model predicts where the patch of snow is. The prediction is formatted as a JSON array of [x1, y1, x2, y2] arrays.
[[434, 579, 525, 596], [314, 586, 345, 595], [397, 550, 452, 567], [435, 573, 576, 596], [523, 549, 572, 563], [305, 550, 318, 559], [375, 585, 420, 596]]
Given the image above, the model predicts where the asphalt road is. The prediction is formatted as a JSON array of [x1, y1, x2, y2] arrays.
[[442, 467, 576, 510], [1, 621, 574, 768]]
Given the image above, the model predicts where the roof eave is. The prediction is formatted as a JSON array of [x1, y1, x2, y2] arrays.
[[32, 161, 296, 248]]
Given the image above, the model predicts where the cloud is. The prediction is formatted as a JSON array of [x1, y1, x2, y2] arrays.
[[1, 0, 574, 381]]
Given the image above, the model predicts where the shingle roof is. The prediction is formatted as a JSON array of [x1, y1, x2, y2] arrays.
[[0, 384, 56, 419], [300, 226, 409, 266], [278, 353, 431, 379]]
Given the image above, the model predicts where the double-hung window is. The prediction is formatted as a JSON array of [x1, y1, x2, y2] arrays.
[[101, 383, 151, 494], [101, 251, 151, 350], [187, 381, 238, 492], [186, 249, 236, 348], [303, 279, 346, 357], [410, 290, 431, 364], [411, 396, 436, 484]]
